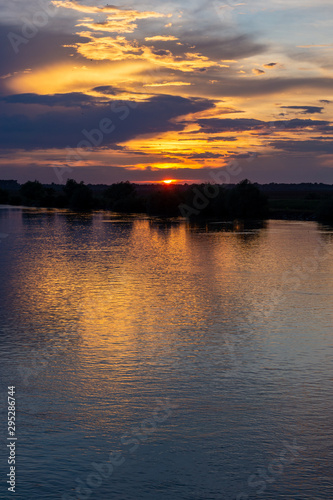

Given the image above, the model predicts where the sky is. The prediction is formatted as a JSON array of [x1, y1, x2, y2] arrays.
[[0, 0, 333, 184]]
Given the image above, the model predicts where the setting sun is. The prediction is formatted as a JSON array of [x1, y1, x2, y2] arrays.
[[162, 179, 177, 185]]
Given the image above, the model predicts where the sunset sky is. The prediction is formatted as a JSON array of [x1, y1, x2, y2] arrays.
[[0, 0, 333, 184]]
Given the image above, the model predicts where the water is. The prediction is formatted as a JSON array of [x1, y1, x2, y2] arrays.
[[0, 207, 333, 500]]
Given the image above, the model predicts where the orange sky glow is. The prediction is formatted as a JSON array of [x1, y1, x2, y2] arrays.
[[0, 0, 332, 184]]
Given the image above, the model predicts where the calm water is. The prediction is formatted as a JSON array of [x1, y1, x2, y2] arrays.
[[0, 207, 333, 500]]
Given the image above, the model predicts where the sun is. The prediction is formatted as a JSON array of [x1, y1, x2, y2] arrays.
[[162, 179, 176, 185]]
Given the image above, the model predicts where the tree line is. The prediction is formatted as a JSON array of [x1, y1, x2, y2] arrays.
[[0, 178, 332, 222]]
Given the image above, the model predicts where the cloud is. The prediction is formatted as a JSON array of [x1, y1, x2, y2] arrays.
[[270, 139, 333, 153], [187, 76, 333, 98], [187, 152, 224, 159], [196, 118, 265, 133], [179, 34, 268, 63], [195, 117, 331, 134], [206, 136, 238, 142], [0, 94, 214, 150], [145, 36, 178, 41], [53, 1, 166, 33], [0, 25, 88, 90], [252, 68, 265, 75], [278, 118, 330, 130], [0, 92, 99, 107], [296, 44, 333, 48], [263, 62, 277, 68], [320, 99, 332, 104], [280, 105, 324, 114], [69, 31, 229, 72], [143, 81, 192, 87], [92, 86, 122, 95]]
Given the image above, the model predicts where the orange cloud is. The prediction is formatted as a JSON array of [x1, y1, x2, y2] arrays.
[[145, 36, 178, 41], [143, 81, 192, 87], [70, 32, 229, 73], [53, 0, 167, 33]]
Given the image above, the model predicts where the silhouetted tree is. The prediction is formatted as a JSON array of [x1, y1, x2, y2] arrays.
[[147, 185, 184, 216], [103, 181, 136, 210], [182, 183, 228, 218], [63, 179, 94, 210], [69, 184, 94, 211], [227, 179, 268, 219], [20, 180, 45, 206], [63, 179, 80, 200]]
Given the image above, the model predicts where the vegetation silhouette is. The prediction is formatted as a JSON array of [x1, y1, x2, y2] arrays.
[[146, 185, 184, 217], [227, 179, 269, 219], [1, 178, 332, 222], [102, 181, 145, 213], [64, 180, 94, 211], [20, 180, 46, 206]]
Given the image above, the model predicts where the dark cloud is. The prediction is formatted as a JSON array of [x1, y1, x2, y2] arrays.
[[182, 76, 333, 98], [187, 152, 223, 159], [0, 24, 89, 87], [280, 105, 324, 114], [206, 136, 237, 142], [152, 49, 170, 56], [181, 34, 268, 62], [92, 86, 122, 95], [229, 152, 259, 159], [270, 140, 333, 153], [263, 63, 277, 68], [197, 118, 265, 133], [0, 94, 214, 150], [320, 100, 332, 104], [195, 117, 331, 134], [0, 92, 100, 107], [276, 118, 329, 130]]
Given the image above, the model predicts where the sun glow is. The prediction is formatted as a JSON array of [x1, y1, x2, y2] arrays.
[[162, 179, 177, 184]]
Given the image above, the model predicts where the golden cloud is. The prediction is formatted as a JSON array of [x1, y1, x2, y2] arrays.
[[70, 32, 229, 73], [53, 0, 167, 33], [143, 82, 192, 87], [145, 36, 179, 41]]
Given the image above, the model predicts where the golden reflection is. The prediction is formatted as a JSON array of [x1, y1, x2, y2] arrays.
[[10, 214, 266, 359]]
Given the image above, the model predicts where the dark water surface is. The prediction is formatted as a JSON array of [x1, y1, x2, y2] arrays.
[[0, 207, 333, 500]]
